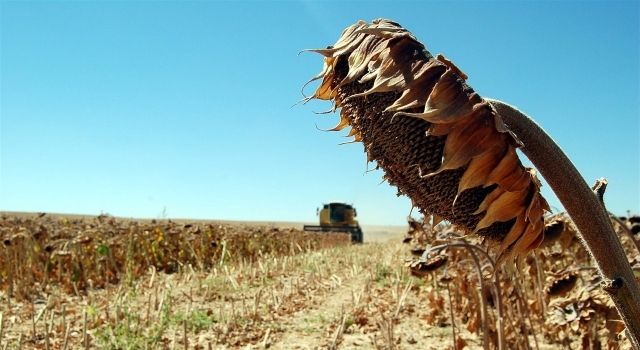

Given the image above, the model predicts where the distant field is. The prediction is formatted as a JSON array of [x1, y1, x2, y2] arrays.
[[0, 211, 407, 243]]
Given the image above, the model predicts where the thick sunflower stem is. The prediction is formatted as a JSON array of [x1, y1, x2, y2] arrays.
[[487, 99, 640, 349]]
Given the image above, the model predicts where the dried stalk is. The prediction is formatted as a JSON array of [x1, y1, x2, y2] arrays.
[[466, 246, 491, 350], [62, 324, 70, 350], [488, 99, 640, 349], [429, 242, 505, 350], [83, 309, 88, 349], [0, 312, 3, 349], [532, 253, 547, 317], [444, 279, 458, 349], [183, 319, 188, 350], [512, 272, 538, 350], [44, 311, 50, 350]]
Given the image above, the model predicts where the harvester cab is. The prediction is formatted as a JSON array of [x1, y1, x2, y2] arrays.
[[304, 202, 363, 243]]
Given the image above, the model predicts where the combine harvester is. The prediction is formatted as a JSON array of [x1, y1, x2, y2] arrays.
[[303, 202, 363, 243]]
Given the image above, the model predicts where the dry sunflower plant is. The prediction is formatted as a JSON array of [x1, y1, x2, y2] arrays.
[[304, 18, 640, 349], [400, 213, 639, 349]]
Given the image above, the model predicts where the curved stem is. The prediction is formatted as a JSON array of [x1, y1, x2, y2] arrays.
[[445, 281, 457, 349], [487, 99, 640, 349], [448, 239, 492, 349], [466, 245, 491, 350], [532, 253, 547, 317], [430, 242, 505, 350]]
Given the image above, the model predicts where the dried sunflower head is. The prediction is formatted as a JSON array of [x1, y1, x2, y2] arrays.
[[546, 271, 579, 297], [539, 218, 567, 247], [306, 19, 549, 261], [407, 254, 448, 277]]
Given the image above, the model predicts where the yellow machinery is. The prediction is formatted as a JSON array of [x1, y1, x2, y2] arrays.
[[303, 202, 363, 243]]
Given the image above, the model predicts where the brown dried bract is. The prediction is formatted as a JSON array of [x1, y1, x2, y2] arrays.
[[307, 19, 549, 260]]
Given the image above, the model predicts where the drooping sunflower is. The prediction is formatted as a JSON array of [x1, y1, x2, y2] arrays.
[[306, 19, 549, 260]]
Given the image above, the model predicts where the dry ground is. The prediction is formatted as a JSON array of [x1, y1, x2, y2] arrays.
[[0, 212, 476, 349], [2, 212, 634, 349]]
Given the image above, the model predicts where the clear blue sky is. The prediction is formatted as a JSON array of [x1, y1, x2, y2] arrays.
[[1, 1, 638, 226]]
